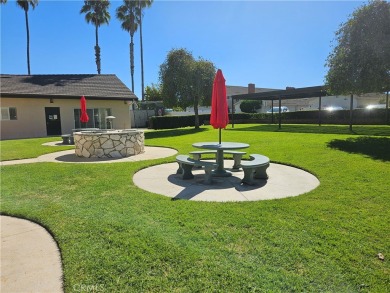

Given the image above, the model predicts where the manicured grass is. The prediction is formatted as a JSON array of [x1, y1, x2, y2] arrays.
[[1, 124, 389, 292], [229, 123, 390, 136], [0, 137, 73, 161]]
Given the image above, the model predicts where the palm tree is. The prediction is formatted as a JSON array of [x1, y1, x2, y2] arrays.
[[116, 1, 138, 93], [136, 0, 153, 101], [80, 0, 110, 74], [16, 0, 39, 75]]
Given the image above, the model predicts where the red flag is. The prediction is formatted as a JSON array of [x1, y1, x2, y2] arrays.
[[80, 96, 89, 123], [210, 69, 229, 129]]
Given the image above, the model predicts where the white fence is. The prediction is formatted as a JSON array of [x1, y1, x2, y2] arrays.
[[130, 109, 155, 128]]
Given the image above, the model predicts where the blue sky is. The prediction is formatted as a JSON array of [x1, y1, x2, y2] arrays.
[[1, 0, 364, 99]]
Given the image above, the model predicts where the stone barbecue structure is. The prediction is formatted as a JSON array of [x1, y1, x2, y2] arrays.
[[74, 130, 144, 158]]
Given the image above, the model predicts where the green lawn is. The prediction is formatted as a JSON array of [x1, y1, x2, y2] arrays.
[[1, 124, 389, 292], [0, 136, 73, 161]]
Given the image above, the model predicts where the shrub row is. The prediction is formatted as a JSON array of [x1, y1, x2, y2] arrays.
[[149, 114, 210, 129], [148, 109, 389, 129]]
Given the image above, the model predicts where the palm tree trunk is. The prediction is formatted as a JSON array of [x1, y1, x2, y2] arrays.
[[25, 10, 31, 75], [95, 25, 101, 74], [139, 11, 145, 101], [130, 35, 134, 93]]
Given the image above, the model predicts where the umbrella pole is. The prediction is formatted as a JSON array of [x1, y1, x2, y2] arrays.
[[219, 128, 221, 144]]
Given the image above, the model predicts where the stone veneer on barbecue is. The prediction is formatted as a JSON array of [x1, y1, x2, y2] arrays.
[[74, 130, 144, 158]]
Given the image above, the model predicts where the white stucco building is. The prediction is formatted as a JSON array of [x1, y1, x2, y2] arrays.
[[0, 74, 138, 140]]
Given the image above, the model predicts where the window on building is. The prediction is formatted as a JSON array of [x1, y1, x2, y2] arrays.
[[74, 108, 112, 129], [1, 107, 17, 120]]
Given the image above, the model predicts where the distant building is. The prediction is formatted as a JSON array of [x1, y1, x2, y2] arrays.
[[0, 74, 138, 140], [227, 84, 279, 113], [228, 84, 385, 113]]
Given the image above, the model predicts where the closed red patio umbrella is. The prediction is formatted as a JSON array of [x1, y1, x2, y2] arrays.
[[80, 95, 89, 127], [210, 69, 229, 144]]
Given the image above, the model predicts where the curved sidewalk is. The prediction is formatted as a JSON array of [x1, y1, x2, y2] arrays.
[[0, 145, 320, 293], [0, 145, 177, 293], [0, 146, 178, 166], [1, 216, 63, 292]]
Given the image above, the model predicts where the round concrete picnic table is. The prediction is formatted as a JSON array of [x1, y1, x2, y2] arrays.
[[192, 142, 249, 177]]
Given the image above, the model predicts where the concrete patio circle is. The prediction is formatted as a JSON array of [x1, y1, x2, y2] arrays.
[[38, 146, 177, 164], [42, 141, 65, 146], [133, 160, 320, 202]]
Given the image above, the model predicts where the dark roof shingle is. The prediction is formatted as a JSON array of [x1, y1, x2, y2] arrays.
[[0, 74, 138, 101]]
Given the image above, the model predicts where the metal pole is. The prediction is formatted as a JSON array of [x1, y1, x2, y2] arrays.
[[278, 96, 282, 130], [349, 93, 353, 131], [318, 95, 322, 126], [271, 100, 274, 124], [386, 91, 389, 125], [231, 97, 235, 128]]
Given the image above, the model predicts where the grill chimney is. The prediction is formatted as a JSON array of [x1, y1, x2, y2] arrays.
[[248, 83, 255, 94]]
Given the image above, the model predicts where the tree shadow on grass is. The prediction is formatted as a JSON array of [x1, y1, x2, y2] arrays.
[[145, 127, 207, 139], [327, 136, 390, 161], [228, 124, 390, 136]]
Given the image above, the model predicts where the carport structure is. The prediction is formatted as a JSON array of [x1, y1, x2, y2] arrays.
[[232, 85, 390, 129], [231, 85, 329, 129]]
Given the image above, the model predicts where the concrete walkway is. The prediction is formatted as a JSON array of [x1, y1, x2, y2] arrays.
[[2, 146, 319, 202], [0, 145, 177, 293], [1, 216, 63, 293], [0, 145, 178, 166], [1, 144, 320, 292]]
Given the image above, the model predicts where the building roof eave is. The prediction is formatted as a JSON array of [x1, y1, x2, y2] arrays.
[[1, 93, 138, 101], [232, 85, 327, 100], [0, 74, 139, 101]]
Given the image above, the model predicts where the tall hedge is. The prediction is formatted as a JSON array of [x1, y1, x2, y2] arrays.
[[148, 109, 389, 129]]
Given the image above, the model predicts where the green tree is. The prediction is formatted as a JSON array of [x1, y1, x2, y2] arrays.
[[136, 0, 153, 101], [325, 0, 390, 94], [240, 100, 262, 113], [116, 0, 138, 92], [16, 0, 39, 75], [145, 83, 162, 101], [160, 48, 194, 109], [159, 48, 216, 129], [80, 0, 110, 75], [190, 58, 216, 128]]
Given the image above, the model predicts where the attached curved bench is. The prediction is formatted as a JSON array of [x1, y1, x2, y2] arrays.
[[176, 155, 217, 184], [240, 154, 270, 185], [61, 134, 74, 145]]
